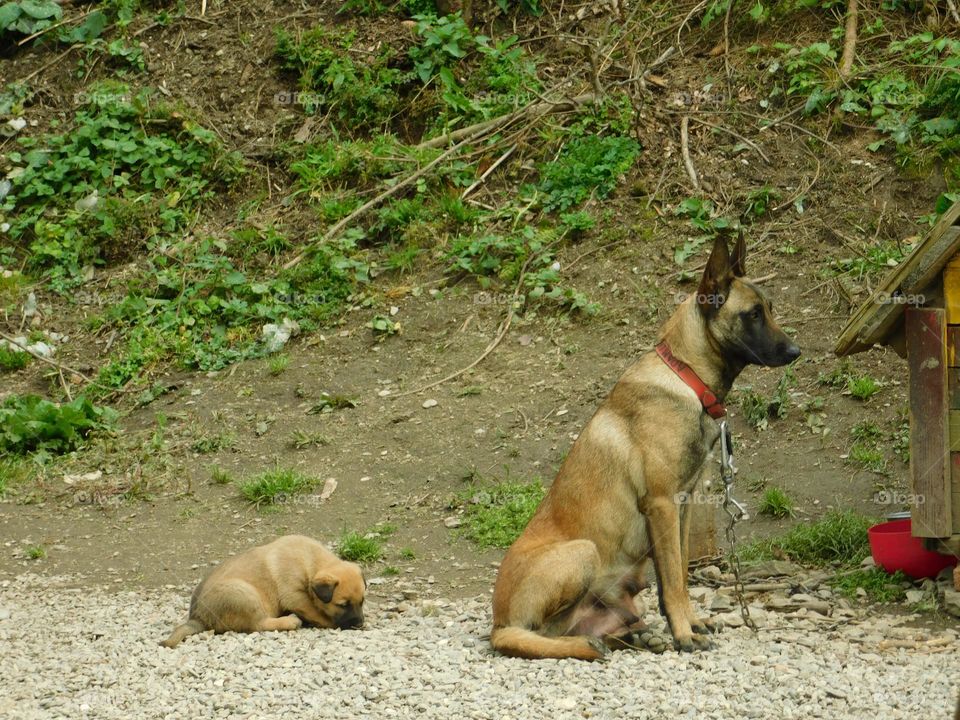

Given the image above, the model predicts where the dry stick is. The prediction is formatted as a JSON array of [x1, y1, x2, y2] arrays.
[[688, 117, 771, 164], [282, 130, 493, 271], [418, 93, 596, 151], [460, 143, 518, 200], [392, 250, 542, 399], [680, 116, 700, 190], [947, 0, 960, 24], [0, 331, 120, 393], [839, 0, 858, 78]]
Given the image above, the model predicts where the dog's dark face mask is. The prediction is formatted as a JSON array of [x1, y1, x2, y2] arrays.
[[312, 568, 366, 629], [696, 232, 801, 368]]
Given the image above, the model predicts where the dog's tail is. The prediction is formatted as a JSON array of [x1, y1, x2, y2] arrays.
[[490, 626, 606, 661], [160, 619, 206, 648]]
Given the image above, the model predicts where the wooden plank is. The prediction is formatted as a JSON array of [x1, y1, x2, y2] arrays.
[[948, 326, 960, 367], [949, 368, 960, 408], [905, 307, 952, 538], [953, 454, 960, 536], [835, 206, 960, 356], [903, 224, 960, 293], [945, 252, 960, 324], [951, 411, 960, 451]]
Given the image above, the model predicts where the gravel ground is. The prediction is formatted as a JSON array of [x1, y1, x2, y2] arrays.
[[1, 574, 957, 719]]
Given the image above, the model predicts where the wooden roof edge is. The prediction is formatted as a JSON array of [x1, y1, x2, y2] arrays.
[[833, 200, 960, 357]]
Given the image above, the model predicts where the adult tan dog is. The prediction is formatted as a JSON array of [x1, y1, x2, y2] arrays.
[[161, 535, 365, 648], [491, 233, 800, 660]]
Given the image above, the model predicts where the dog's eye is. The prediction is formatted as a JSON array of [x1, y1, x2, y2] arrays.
[[750, 306, 762, 320], [336, 601, 349, 608]]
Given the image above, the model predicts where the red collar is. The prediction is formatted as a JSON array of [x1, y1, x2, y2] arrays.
[[655, 342, 726, 419]]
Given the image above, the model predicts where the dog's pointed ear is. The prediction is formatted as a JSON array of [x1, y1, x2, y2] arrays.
[[312, 574, 340, 603], [697, 234, 734, 315], [731, 228, 747, 278]]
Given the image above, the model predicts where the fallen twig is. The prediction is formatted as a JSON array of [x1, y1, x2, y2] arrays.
[[688, 117, 771, 164], [283, 130, 491, 271], [0, 331, 123, 394], [680, 116, 700, 190], [461, 144, 517, 200], [840, 0, 858, 77]]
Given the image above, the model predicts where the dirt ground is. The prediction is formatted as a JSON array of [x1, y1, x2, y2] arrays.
[[0, 0, 945, 602]]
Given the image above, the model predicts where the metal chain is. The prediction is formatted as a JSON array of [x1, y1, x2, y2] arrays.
[[719, 420, 757, 632]]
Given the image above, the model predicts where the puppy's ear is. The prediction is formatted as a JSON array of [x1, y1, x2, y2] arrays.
[[697, 235, 734, 316], [730, 228, 747, 278], [312, 573, 340, 603]]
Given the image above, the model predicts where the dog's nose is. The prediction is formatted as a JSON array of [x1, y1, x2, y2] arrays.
[[783, 343, 801, 362]]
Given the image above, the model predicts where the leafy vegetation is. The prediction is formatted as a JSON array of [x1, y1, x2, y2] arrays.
[[237, 467, 318, 507], [830, 568, 908, 603], [455, 479, 545, 548], [758, 487, 796, 519], [738, 510, 874, 567], [1, 84, 242, 292], [0, 346, 29, 372], [337, 524, 395, 563], [538, 136, 641, 212], [0, 395, 117, 458]]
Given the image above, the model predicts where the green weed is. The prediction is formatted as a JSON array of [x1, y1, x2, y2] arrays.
[[238, 468, 318, 507], [26, 545, 46, 560], [830, 568, 907, 603], [0, 395, 117, 458], [456, 479, 545, 548], [0, 347, 29, 372], [1, 84, 242, 292], [758, 487, 796, 518], [538, 136, 641, 212], [288, 430, 331, 449], [190, 431, 236, 454], [847, 375, 881, 400], [849, 443, 887, 475], [210, 466, 232, 485], [337, 525, 395, 563], [268, 354, 290, 376], [737, 510, 874, 567]]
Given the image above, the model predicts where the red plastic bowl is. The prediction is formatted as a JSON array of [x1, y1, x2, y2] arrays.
[[868, 518, 958, 579]]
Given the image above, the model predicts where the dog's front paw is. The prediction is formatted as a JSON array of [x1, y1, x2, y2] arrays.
[[692, 617, 723, 635], [673, 632, 714, 653]]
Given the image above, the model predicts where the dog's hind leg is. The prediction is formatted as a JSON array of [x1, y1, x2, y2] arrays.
[[160, 619, 206, 648], [492, 539, 607, 661]]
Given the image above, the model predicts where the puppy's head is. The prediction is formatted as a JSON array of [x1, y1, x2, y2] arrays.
[[311, 561, 366, 629]]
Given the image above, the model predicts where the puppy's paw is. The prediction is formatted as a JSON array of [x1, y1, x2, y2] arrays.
[[586, 635, 611, 660]]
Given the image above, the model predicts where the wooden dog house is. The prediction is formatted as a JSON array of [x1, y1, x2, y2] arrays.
[[836, 200, 960, 555]]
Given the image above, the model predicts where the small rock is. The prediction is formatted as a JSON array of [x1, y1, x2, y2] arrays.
[[422, 399, 438, 409], [942, 588, 960, 618], [443, 516, 461, 529], [861, 556, 876, 568], [700, 565, 722, 581], [742, 560, 801, 579], [904, 589, 925, 605], [710, 595, 733, 612]]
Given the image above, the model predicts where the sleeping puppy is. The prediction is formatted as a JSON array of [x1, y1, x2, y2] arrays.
[[161, 534, 365, 648]]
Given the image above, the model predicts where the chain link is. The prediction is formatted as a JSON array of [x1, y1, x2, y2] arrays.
[[719, 420, 757, 632]]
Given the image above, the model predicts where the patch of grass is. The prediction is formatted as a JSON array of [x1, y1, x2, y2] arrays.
[[456, 479, 545, 549], [288, 430, 330, 449], [849, 443, 888, 475], [190, 431, 236, 454], [738, 388, 769, 430], [829, 568, 907, 603], [382, 565, 400, 576], [0, 347, 29, 372], [268, 353, 290, 376], [847, 375, 881, 400], [26, 545, 46, 560], [237, 468, 318, 507], [851, 420, 883, 443], [210, 466, 232, 485], [337, 525, 394, 563], [275, 27, 403, 133], [737, 510, 874, 568], [308, 392, 359, 414], [399, 547, 416, 560], [758, 487, 796, 519]]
